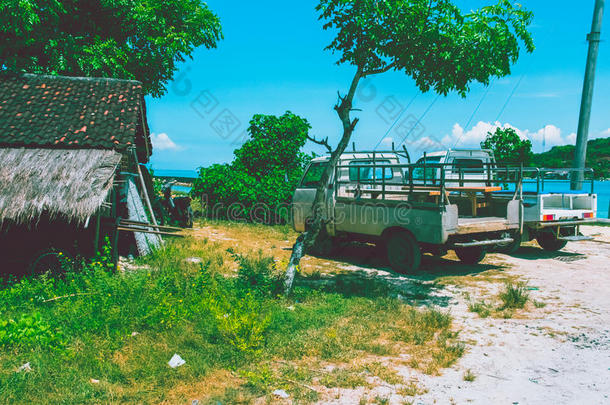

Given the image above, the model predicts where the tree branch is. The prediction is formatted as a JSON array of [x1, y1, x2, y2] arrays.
[[363, 62, 396, 77], [306, 134, 333, 154]]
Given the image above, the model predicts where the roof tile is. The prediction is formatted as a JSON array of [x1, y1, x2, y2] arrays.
[[0, 73, 152, 162]]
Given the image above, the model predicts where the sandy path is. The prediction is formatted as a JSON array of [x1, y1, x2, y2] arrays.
[[191, 223, 610, 404], [398, 226, 610, 405]]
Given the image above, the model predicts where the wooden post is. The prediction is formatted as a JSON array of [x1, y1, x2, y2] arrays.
[[111, 187, 119, 271], [133, 151, 159, 227], [93, 210, 101, 255]]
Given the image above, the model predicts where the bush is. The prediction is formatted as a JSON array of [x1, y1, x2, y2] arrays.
[[233, 250, 283, 297], [192, 112, 312, 224]]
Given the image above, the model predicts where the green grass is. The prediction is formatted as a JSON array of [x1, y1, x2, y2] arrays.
[[499, 282, 530, 310], [463, 369, 476, 382], [0, 229, 463, 403], [468, 300, 492, 318], [533, 300, 547, 308]]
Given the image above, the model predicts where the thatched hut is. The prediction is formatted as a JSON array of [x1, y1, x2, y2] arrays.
[[0, 72, 159, 272]]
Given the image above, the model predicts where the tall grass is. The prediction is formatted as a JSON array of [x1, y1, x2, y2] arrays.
[[0, 234, 463, 403], [499, 282, 530, 310]]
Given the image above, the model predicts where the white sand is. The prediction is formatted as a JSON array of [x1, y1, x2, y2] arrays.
[[322, 226, 610, 404]]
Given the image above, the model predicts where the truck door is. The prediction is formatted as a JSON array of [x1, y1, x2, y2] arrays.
[[292, 161, 335, 234], [334, 159, 394, 235]]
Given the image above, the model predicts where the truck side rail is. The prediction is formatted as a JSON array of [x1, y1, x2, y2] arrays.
[[520, 167, 595, 195], [333, 161, 526, 207]]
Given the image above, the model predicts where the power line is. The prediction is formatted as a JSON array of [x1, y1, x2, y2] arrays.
[[373, 93, 419, 150], [397, 93, 441, 147], [495, 74, 525, 122], [453, 83, 493, 148]]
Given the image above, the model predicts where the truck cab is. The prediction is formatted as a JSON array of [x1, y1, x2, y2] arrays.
[[413, 149, 496, 188]]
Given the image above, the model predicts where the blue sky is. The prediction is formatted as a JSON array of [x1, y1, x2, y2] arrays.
[[146, 0, 610, 171]]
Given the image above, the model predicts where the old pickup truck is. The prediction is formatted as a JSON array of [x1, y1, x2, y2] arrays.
[[412, 149, 598, 253], [292, 149, 524, 274]]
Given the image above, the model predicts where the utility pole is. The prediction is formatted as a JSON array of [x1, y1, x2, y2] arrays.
[[572, 0, 605, 190]]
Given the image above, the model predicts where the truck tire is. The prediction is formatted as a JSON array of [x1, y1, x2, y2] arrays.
[[536, 229, 567, 252], [29, 248, 71, 274], [455, 246, 486, 265], [497, 232, 522, 254], [386, 231, 421, 274]]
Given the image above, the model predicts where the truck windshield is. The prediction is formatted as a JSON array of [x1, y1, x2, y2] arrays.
[[300, 162, 328, 188], [413, 157, 442, 180], [349, 160, 393, 182]]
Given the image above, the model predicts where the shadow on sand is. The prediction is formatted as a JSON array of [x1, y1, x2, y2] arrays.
[[295, 241, 507, 308], [508, 245, 585, 261]]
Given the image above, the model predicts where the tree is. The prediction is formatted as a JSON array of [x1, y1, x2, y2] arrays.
[[0, 0, 222, 97], [192, 112, 312, 224], [481, 127, 533, 165], [284, 0, 535, 292]]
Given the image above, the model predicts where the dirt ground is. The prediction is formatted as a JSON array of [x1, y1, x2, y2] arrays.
[[191, 223, 610, 404]]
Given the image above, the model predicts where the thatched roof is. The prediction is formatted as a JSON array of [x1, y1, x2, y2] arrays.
[[0, 72, 152, 163], [0, 148, 122, 226]]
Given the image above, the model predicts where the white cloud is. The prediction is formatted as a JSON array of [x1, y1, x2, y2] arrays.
[[447, 121, 527, 149], [602, 128, 610, 137], [566, 132, 577, 144], [151, 133, 181, 151], [378, 137, 395, 149], [445, 121, 578, 152]]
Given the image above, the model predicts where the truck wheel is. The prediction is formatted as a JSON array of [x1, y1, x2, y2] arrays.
[[455, 246, 486, 265], [536, 229, 567, 252], [386, 231, 421, 274], [29, 248, 71, 274], [497, 232, 522, 254]]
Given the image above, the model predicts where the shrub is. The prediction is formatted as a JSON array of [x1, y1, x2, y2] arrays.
[[192, 112, 312, 224], [234, 250, 283, 297]]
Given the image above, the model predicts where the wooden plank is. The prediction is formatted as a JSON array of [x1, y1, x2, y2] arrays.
[[445, 186, 502, 192], [119, 219, 183, 232], [117, 227, 185, 237]]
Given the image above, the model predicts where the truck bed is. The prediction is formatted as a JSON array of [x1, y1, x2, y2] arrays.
[[457, 217, 517, 234]]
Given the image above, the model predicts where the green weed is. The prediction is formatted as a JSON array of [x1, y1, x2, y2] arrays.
[[499, 282, 529, 310], [463, 369, 476, 382], [468, 300, 492, 318]]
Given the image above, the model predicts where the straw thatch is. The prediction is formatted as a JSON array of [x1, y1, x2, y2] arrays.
[[0, 148, 122, 226]]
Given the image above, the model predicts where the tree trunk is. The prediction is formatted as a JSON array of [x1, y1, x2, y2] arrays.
[[283, 68, 363, 293]]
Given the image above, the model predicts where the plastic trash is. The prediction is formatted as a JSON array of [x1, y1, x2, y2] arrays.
[[17, 362, 31, 373], [272, 389, 290, 399], [168, 354, 186, 368], [90, 378, 100, 384]]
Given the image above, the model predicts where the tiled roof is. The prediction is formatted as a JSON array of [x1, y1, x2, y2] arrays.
[[0, 72, 152, 163]]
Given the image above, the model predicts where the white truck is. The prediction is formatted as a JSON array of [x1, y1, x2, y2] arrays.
[[291, 149, 597, 274], [292, 149, 522, 274], [412, 149, 598, 252]]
